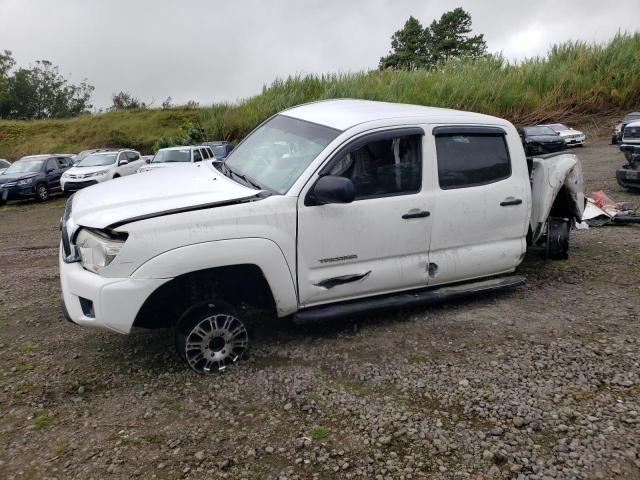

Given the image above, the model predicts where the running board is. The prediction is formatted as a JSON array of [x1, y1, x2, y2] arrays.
[[293, 275, 526, 325]]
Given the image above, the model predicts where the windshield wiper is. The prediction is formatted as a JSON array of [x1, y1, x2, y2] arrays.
[[216, 162, 261, 190]]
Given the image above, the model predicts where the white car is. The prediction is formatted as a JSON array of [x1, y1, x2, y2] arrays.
[[539, 123, 585, 147], [61, 150, 144, 193], [621, 120, 640, 146], [59, 100, 585, 374], [137, 145, 215, 173]]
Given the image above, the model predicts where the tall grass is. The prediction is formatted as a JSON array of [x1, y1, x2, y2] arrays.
[[0, 33, 638, 158]]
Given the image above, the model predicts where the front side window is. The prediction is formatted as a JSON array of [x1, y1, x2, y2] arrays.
[[193, 149, 203, 162], [435, 132, 511, 189], [224, 115, 340, 193], [329, 134, 422, 200]]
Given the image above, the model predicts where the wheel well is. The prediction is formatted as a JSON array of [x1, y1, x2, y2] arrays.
[[133, 264, 276, 329], [549, 186, 574, 219]]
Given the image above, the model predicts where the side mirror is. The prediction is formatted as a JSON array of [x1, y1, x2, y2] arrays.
[[307, 175, 355, 206], [118, 159, 129, 166]]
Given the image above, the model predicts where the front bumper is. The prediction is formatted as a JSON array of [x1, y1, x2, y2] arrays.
[[61, 179, 98, 192], [0, 183, 36, 200], [564, 137, 585, 147], [616, 168, 640, 189], [59, 244, 170, 333]]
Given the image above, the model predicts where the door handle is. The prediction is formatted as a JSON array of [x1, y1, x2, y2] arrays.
[[402, 210, 431, 219], [500, 198, 522, 207]]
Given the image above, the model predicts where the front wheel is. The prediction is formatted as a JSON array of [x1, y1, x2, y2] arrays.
[[35, 183, 49, 202], [175, 300, 249, 374]]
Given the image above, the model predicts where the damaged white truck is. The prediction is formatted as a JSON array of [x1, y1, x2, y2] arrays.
[[59, 100, 584, 374]]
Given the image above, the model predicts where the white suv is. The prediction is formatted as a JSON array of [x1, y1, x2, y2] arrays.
[[137, 146, 215, 173], [61, 150, 144, 193]]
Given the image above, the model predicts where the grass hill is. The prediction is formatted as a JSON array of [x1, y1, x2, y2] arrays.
[[0, 33, 639, 159]]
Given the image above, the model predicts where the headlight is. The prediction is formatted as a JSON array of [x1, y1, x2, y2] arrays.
[[75, 228, 127, 273], [17, 177, 33, 186], [86, 169, 109, 178]]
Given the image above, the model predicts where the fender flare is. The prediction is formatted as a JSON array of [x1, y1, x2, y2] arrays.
[[131, 238, 298, 317]]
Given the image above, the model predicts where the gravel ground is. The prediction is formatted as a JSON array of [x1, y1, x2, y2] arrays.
[[0, 138, 639, 480]]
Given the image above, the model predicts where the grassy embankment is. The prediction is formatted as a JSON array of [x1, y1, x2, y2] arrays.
[[0, 33, 639, 159]]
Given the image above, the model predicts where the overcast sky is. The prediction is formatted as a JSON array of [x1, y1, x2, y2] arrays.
[[1, 0, 638, 110]]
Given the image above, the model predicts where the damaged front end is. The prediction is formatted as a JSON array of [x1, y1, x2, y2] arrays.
[[616, 145, 640, 191]]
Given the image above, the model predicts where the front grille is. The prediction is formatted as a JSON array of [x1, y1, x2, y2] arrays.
[[624, 127, 640, 139]]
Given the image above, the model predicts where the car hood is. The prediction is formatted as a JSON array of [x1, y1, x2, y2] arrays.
[[556, 129, 583, 136], [528, 135, 563, 142], [0, 172, 39, 183], [65, 165, 112, 176], [139, 162, 191, 172], [70, 163, 262, 229]]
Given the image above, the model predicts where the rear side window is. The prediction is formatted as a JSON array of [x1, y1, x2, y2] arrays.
[[200, 147, 210, 159], [127, 151, 140, 161], [435, 131, 511, 189]]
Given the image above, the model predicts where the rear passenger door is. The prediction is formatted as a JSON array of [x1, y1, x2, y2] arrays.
[[428, 126, 531, 285], [125, 151, 142, 175]]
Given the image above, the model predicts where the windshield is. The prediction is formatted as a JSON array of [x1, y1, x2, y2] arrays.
[[525, 126, 557, 136], [153, 149, 191, 163], [623, 113, 640, 123], [4, 158, 44, 174], [224, 115, 340, 193], [546, 124, 568, 132], [0, 159, 10, 168], [213, 146, 227, 158], [78, 153, 117, 167]]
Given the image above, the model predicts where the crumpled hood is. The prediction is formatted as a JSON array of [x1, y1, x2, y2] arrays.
[[70, 163, 260, 229]]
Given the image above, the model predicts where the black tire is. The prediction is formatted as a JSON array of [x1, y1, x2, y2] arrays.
[[35, 183, 49, 202], [175, 300, 248, 374], [546, 218, 570, 260]]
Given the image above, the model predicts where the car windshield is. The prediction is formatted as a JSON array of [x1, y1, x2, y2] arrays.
[[78, 153, 117, 167], [152, 149, 191, 163], [4, 158, 44, 174], [623, 113, 640, 123], [525, 126, 557, 136], [213, 146, 227, 158], [0, 159, 10, 168], [546, 124, 569, 132], [224, 115, 340, 193]]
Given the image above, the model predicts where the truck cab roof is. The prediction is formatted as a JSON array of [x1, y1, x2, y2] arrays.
[[282, 99, 508, 131]]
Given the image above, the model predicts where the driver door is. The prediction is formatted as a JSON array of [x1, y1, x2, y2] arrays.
[[296, 128, 433, 308], [45, 157, 62, 191]]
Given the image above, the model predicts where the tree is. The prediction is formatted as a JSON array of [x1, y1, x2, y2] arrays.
[[428, 8, 487, 63], [379, 16, 430, 70], [379, 9, 487, 70], [0, 52, 93, 119], [161, 96, 173, 109], [110, 91, 145, 110]]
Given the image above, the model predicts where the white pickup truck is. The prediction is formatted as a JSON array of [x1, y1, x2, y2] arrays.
[[59, 100, 584, 374]]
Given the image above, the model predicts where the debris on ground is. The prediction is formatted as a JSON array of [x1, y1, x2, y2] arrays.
[[583, 190, 640, 226]]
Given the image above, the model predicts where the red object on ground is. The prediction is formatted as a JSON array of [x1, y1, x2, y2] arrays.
[[591, 190, 617, 210]]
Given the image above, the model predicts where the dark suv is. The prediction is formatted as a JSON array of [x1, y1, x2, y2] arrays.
[[0, 154, 74, 205]]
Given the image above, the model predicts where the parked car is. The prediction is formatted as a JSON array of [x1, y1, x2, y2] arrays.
[[201, 141, 235, 160], [621, 120, 640, 146], [61, 149, 144, 193], [518, 126, 566, 155], [612, 112, 640, 144], [137, 146, 212, 173], [539, 123, 585, 147], [59, 100, 584, 374], [617, 144, 640, 190], [0, 154, 73, 205], [0, 159, 10, 175]]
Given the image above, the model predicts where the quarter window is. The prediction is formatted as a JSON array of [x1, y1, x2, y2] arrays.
[[435, 132, 511, 189], [329, 134, 422, 200]]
